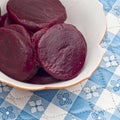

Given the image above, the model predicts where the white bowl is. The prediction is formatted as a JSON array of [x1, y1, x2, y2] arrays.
[[0, 0, 106, 90]]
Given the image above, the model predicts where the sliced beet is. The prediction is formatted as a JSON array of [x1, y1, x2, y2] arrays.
[[0, 27, 38, 81], [28, 68, 59, 84], [7, 0, 67, 31], [37, 24, 87, 80]]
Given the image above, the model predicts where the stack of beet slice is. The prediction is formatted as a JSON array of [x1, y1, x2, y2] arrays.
[[37, 24, 87, 80], [0, 0, 87, 84], [0, 25, 38, 81]]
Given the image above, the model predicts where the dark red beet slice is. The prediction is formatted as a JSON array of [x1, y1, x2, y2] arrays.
[[28, 68, 59, 84], [37, 24, 87, 80], [5, 25, 39, 68], [0, 14, 7, 27], [7, 0, 67, 31], [0, 27, 38, 81]]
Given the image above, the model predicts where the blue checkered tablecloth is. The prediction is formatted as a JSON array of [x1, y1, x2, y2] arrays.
[[0, 0, 120, 120]]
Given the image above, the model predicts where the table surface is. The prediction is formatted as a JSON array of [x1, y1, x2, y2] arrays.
[[0, 0, 120, 120]]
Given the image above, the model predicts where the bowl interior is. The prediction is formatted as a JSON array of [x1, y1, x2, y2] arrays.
[[0, 0, 106, 90]]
